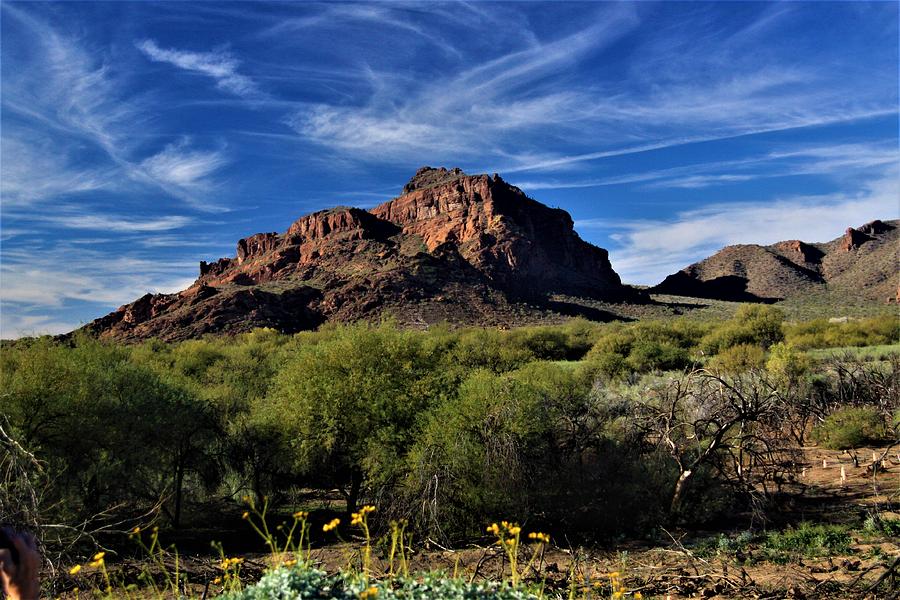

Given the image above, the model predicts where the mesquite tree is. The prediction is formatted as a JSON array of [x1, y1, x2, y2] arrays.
[[635, 369, 798, 518]]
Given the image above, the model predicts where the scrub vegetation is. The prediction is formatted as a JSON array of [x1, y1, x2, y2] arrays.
[[1, 309, 898, 598]]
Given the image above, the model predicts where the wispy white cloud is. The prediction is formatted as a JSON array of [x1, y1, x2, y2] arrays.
[[275, 2, 895, 173], [260, 4, 465, 58], [40, 214, 192, 233], [1, 5, 230, 209], [602, 167, 900, 285], [515, 141, 900, 190], [0, 134, 118, 205], [287, 5, 640, 161], [141, 140, 229, 188], [0, 313, 80, 339], [136, 39, 260, 97], [0, 249, 197, 309]]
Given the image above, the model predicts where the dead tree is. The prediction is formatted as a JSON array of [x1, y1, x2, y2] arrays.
[[635, 369, 798, 518]]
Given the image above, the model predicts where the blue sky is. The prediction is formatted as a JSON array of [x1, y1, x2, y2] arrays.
[[1, 1, 898, 338]]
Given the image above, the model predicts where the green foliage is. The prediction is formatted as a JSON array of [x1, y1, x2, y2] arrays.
[[811, 407, 889, 450], [709, 344, 766, 374], [766, 342, 810, 383], [405, 362, 671, 539], [1, 334, 219, 525], [221, 567, 540, 600], [584, 320, 701, 378], [763, 523, 851, 560], [785, 315, 900, 350], [863, 515, 900, 537], [259, 322, 451, 510], [2, 314, 896, 547], [444, 328, 534, 373], [700, 304, 785, 354]]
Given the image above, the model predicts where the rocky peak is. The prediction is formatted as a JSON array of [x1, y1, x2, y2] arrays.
[[840, 227, 873, 252], [286, 207, 395, 241], [857, 219, 893, 236], [772, 240, 823, 264], [402, 166, 467, 194], [374, 168, 623, 298], [83, 166, 635, 342]]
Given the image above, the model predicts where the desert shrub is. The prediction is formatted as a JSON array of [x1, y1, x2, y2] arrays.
[[766, 342, 810, 384], [864, 515, 900, 537], [1, 335, 221, 527], [259, 322, 452, 512], [583, 349, 631, 380], [701, 305, 785, 354], [709, 344, 766, 374], [444, 328, 534, 372], [626, 339, 691, 373], [508, 327, 571, 360], [405, 363, 671, 540], [810, 407, 889, 449], [584, 320, 699, 378], [763, 523, 851, 560], [785, 314, 900, 350]]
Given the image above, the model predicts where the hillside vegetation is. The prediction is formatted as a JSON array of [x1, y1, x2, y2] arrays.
[[1, 309, 898, 597]]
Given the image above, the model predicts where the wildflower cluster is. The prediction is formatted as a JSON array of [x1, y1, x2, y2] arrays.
[[323, 518, 341, 532], [527, 532, 550, 544], [486, 521, 550, 587], [350, 505, 376, 525], [67, 550, 112, 594], [359, 584, 379, 599], [604, 570, 641, 599]]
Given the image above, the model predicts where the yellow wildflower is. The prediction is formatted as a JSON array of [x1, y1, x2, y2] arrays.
[[293, 511, 309, 520], [92, 552, 105, 561], [242, 511, 250, 520], [68, 565, 82, 575], [323, 518, 341, 532]]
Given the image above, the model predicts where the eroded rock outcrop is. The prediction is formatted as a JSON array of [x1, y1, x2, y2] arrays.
[[84, 168, 634, 342]]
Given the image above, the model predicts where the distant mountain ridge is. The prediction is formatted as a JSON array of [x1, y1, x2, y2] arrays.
[[85, 167, 633, 342], [651, 219, 899, 303]]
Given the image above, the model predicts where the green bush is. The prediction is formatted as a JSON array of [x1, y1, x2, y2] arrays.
[[584, 321, 698, 377], [700, 305, 785, 354], [709, 344, 766, 374], [785, 315, 900, 350], [766, 342, 810, 385], [810, 407, 889, 450], [863, 515, 900, 537], [763, 523, 851, 559]]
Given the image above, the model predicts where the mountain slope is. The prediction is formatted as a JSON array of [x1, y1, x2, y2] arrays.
[[651, 220, 899, 303], [84, 167, 633, 342]]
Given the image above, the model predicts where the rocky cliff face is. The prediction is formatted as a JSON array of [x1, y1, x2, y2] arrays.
[[371, 168, 621, 298], [651, 219, 899, 302], [84, 167, 632, 342]]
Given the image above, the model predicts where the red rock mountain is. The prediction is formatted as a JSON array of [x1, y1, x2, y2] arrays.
[[85, 168, 632, 341], [651, 219, 899, 303]]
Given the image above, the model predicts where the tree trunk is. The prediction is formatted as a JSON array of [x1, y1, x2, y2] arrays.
[[173, 456, 185, 528], [346, 470, 362, 515], [670, 469, 693, 516]]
